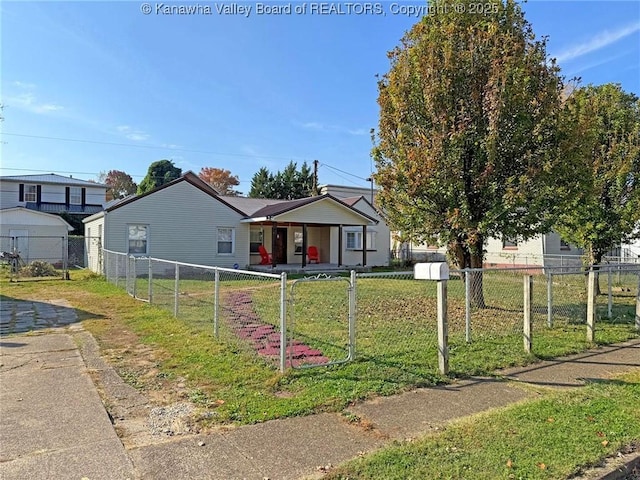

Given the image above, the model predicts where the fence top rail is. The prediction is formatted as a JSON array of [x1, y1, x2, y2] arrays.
[[357, 270, 413, 278], [358, 264, 640, 279], [103, 249, 128, 256], [0, 235, 67, 239], [103, 251, 283, 279]]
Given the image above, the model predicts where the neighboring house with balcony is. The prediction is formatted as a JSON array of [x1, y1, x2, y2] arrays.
[[0, 173, 107, 266], [0, 174, 107, 233]]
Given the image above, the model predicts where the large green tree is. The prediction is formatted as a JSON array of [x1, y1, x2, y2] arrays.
[[137, 160, 182, 195], [249, 161, 317, 199], [555, 83, 640, 267], [372, 0, 567, 305]]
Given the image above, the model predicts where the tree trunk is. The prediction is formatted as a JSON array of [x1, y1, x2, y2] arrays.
[[449, 237, 486, 309], [587, 246, 604, 296], [469, 239, 486, 309]]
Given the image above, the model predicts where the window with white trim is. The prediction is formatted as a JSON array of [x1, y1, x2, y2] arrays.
[[294, 231, 303, 254], [217, 227, 235, 255], [346, 230, 377, 250], [128, 225, 149, 255], [24, 184, 37, 202], [502, 237, 518, 249], [250, 228, 263, 253], [69, 187, 82, 205]]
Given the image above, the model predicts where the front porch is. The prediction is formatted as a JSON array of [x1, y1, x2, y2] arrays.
[[249, 262, 372, 275], [243, 195, 379, 270]]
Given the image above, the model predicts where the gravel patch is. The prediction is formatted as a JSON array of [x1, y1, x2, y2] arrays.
[[148, 402, 196, 436]]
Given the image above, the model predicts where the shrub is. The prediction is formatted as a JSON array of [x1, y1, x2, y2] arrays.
[[20, 261, 59, 277]]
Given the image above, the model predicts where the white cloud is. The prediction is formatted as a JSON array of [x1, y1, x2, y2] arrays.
[[34, 103, 64, 113], [4, 83, 65, 115], [553, 22, 640, 63], [115, 125, 150, 141], [13, 81, 36, 89], [299, 121, 368, 136], [301, 121, 326, 131]]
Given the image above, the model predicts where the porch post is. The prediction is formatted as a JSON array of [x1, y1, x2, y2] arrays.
[[271, 222, 277, 267], [338, 225, 343, 266], [362, 225, 367, 266], [301, 223, 307, 268]]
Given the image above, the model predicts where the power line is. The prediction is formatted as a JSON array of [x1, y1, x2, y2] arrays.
[[320, 162, 370, 182], [0, 132, 313, 162]]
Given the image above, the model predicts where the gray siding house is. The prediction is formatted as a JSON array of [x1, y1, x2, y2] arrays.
[[84, 172, 383, 273]]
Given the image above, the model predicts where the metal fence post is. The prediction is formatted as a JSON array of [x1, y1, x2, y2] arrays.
[[279, 272, 287, 373], [148, 257, 153, 304], [174, 263, 180, 317], [524, 275, 532, 354], [131, 257, 137, 298], [607, 267, 613, 319], [437, 279, 449, 375], [587, 269, 596, 342], [635, 272, 640, 332], [349, 270, 357, 360], [62, 236, 68, 280], [214, 268, 220, 337], [115, 253, 119, 287], [464, 269, 471, 342], [547, 271, 553, 328]]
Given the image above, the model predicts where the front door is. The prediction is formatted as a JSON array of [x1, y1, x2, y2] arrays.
[[274, 228, 287, 264]]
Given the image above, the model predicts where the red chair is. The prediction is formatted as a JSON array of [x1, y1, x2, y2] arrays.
[[258, 245, 272, 265], [307, 246, 320, 264]]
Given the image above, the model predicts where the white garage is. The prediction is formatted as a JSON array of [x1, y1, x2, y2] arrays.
[[0, 207, 73, 267]]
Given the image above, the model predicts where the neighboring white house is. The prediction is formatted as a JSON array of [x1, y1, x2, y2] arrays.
[[0, 173, 107, 214], [83, 172, 385, 273], [397, 233, 584, 267], [620, 236, 640, 262], [0, 207, 74, 265]]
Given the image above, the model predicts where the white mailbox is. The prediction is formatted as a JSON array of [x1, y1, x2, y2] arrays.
[[414, 262, 449, 281]]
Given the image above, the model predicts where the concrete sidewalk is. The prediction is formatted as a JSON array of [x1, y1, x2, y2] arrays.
[[1, 320, 638, 479], [0, 333, 135, 480]]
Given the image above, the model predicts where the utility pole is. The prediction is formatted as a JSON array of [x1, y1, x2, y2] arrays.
[[312, 159, 319, 196], [365, 177, 374, 204]]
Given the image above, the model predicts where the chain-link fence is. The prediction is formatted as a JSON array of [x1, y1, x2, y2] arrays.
[[357, 265, 639, 376], [355, 271, 439, 378], [102, 251, 289, 371], [104, 249, 128, 288], [100, 249, 639, 375], [68, 235, 102, 269], [0, 235, 69, 280]]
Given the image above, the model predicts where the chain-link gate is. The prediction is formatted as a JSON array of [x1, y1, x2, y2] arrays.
[[288, 273, 356, 369]]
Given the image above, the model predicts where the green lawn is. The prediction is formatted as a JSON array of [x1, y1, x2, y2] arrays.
[[2, 268, 638, 427], [325, 369, 640, 480]]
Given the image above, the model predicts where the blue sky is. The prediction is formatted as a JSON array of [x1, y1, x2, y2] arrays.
[[1, 0, 639, 192]]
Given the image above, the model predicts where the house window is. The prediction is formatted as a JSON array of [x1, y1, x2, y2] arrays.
[[502, 237, 518, 249], [69, 187, 82, 205], [560, 239, 571, 250], [24, 184, 37, 202], [128, 225, 148, 255], [294, 231, 303, 254], [217, 227, 235, 255], [250, 228, 263, 253], [346, 230, 377, 250]]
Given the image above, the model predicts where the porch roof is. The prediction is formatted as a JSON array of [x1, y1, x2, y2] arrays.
[[238, 194, 378, 226]]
